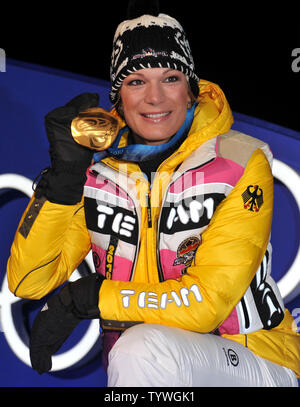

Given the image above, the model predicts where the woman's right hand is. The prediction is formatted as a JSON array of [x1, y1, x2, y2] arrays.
[[35, 93, 99, 204], [45, 92, 99, 162]]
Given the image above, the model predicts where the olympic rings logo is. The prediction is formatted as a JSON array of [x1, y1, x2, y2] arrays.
[[0, 159, 299, 372], [272, 159, 300, 299], [0, 174, 101, 372]]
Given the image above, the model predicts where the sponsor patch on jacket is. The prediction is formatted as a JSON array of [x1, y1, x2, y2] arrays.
[[242, 185, 263, 212], [173, 236, 201, 268]]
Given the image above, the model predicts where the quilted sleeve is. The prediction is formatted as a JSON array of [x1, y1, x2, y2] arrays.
[[7, 195, 91, 299]]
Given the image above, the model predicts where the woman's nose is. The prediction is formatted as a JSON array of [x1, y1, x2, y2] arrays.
[[144, 82, 165, 105]]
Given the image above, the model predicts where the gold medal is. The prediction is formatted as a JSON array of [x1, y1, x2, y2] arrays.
[[71, 107, 120, 151]]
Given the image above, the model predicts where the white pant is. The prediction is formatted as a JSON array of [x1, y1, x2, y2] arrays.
[[107, 324, 298, 387]]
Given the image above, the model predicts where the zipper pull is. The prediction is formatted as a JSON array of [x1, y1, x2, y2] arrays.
[[146, 190, 152, 228]]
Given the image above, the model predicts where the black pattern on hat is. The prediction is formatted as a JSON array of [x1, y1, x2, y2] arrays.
[[110, 13, 199, 104]]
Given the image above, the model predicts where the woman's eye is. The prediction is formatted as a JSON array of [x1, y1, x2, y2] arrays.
[[165, 75, 179, 83], [128, 79, 144, 86]]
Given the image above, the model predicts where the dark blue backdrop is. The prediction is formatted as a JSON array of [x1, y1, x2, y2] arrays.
[[0, 60, 299, 387]]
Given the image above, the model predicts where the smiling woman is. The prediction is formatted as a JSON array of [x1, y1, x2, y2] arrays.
[[119, 68, 191, 145], [6, 0, 300, 387]]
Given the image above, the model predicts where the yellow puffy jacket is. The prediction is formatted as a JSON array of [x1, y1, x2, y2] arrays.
[[7, 80, 300, 377]]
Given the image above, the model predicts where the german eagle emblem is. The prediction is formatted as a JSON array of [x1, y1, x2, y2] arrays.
[[242, 185, 263, 212]]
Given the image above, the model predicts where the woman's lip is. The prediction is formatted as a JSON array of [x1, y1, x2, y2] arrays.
[[140, 111, 171, 122]]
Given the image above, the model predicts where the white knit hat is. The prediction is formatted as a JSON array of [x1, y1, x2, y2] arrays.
[[109, 3, 199, 104]]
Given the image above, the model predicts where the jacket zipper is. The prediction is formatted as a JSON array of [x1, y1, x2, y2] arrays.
[[145, 152, 181, 230], [156, 156, 217, 282], [146, 186, 152, 228], [150, 154, 179, 282]]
